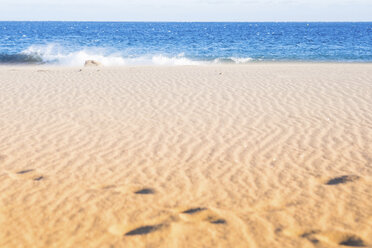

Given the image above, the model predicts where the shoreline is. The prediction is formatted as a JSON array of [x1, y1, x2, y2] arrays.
[[1, 61, 372, 68]]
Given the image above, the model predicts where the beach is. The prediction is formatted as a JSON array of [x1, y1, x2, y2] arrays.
[[0, 63, 371, 247]]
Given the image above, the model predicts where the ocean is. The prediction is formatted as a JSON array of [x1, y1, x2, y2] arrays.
[[0, 22, 371, 66]]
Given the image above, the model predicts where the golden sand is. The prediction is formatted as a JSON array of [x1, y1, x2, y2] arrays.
[[0, 64, 371, 247]]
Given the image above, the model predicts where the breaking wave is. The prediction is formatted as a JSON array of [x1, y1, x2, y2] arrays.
[[0, 44, 254, 66]]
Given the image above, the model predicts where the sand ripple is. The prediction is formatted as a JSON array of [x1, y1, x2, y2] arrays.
[[0, 64, 371, 247]]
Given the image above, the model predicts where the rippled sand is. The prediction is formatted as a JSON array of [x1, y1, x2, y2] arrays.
[[0, 64, 371, 248]]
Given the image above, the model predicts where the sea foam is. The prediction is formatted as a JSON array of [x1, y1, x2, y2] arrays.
[[11, 44, 254, 66], [21, 44, 127, 66]]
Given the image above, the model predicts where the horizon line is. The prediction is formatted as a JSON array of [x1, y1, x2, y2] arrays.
[[1, 20, 372, 23]]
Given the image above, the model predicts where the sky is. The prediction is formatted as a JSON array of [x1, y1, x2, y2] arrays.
[[0, 0, 371, 22]]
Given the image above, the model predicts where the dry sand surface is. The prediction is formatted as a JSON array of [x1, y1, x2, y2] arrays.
[[0, 64, 371, 248]]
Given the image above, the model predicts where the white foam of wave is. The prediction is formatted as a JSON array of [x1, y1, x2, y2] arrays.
[[20, 44, 253, 66], [21, 44, 127, 66], [212, 57, 253, 64], [230, 57, 253, 64], [151, 54, 202, 66], [22, 44, 203, 66]]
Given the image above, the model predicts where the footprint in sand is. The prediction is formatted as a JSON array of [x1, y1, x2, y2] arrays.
[[110, 207, 227, 238], [14, 169, 45, 181], [33, 176, 44, 181], [325, 175, 360, 185], [93, 185, 156, 195], [182, 207, 207, 214], [16, 169, 34, 175], [134, 188, 155, 195], [300, 230, 321, 244], [208, 218, 227, 225], [338, 236, 366, 247], [180, 207, 227, 225], [125, 224, 163, 236], [300, 230, 366, 247], [110, 222, 166, 236]]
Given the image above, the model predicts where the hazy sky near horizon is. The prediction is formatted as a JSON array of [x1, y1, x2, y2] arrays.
[[0, 0, 371, 21]]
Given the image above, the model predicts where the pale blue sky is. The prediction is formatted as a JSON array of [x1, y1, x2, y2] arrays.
[[0, 0, 371, 21]]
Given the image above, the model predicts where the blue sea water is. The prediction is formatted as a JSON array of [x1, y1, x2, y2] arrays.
[[0, 22, 371, 66]]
